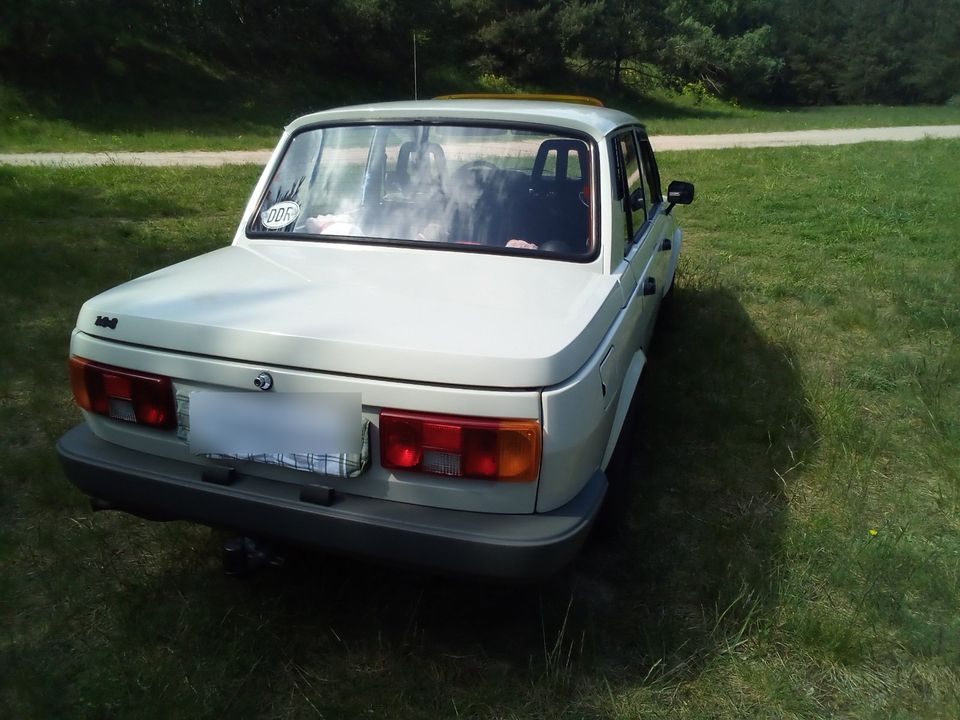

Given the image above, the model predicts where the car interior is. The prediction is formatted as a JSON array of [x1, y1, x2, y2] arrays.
[[363, 137, 593, 256]]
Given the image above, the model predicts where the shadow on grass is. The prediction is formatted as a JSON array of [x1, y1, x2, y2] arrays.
[[606, 89, 736, 124], [0, 166, 201, 321], [579, 264, 818, 682], [0, 167, 190, 222], [4, 43, 273, 130], [1, 41, 384, 140]]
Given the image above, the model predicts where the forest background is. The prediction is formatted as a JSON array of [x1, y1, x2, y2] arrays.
[[2, 0, 958, 130]]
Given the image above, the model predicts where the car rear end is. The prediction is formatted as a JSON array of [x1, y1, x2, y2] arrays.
[[60, 329, 610, 580], [57, 101, 627, 580]]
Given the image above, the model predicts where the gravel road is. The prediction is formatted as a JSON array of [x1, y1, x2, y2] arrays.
[[651, 124, 960, 151], [1, 125, 957, 167]]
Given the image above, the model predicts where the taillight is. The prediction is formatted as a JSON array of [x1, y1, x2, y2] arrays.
[[69, 356, 176, 429], [380, 410, 541, 482]]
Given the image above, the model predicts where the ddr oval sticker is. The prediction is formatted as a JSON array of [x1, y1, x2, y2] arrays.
[[260, 200, 301, 230]]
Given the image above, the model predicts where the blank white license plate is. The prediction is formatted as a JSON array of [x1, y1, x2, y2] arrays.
[[188, 391, 361, 456]]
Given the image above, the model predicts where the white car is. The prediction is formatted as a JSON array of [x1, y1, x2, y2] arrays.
[[57, 96, 694, 580]]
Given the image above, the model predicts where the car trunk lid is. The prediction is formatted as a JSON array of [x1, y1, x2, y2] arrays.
[[77, 241, 621, 388]]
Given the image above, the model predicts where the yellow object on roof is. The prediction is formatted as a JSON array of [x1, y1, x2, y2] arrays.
[[434, 93, 604, 107]]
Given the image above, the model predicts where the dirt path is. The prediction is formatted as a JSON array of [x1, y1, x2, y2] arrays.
[[651, 124, 960, 151], [1, 125, 957, 166], [0, 149, 274, 167]]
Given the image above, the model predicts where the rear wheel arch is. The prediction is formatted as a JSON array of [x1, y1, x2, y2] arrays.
[[600, 348, 647, 470], [595, 348, 647, 537]]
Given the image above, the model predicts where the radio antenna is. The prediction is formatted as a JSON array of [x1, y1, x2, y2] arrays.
[[413, 32, 418, 100]]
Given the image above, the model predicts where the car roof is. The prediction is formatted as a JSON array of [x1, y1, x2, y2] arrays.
[[285, 99, 641, 140]]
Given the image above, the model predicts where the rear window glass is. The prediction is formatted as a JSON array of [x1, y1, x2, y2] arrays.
[[250, 124, 596, 257]]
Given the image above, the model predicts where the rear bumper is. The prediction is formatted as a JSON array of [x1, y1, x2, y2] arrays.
[[57, 424, 605, 581]]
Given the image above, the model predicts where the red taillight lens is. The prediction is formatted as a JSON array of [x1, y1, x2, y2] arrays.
[[69, 356, 176, 429], [379, 410, 541, 482], [382, 415, 422, 468], [463, 427, 498, 478]]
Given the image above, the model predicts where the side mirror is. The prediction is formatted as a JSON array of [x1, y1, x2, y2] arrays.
[[665, 180, 694, 215]]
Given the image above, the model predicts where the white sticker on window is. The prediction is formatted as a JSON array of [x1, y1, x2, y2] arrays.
[[260, 200, 301, 229]]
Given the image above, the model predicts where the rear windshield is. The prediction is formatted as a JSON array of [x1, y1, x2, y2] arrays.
[[249, 123, 596, 258]]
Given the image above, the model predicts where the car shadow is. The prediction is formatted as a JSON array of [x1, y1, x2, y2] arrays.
[[82, 267, 817, 712], [570, 270, 818, 680]]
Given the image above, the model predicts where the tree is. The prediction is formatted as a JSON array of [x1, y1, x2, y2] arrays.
[[557, 0, 669, 89], [660, 0, 783, 100], [456, 0, 567, 83], [776, 0, 960, 104]]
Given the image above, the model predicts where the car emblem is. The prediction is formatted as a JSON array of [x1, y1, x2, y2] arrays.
[[95, 315, 118, 329], [254, 372, 273, 391]]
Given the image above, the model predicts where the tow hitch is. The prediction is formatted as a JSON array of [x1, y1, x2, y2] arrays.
[[222, 536, 285, 576]]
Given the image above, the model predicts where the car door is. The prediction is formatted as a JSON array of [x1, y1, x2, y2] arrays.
[[615, 127, 660, 347], [637, 130, 676, 302]]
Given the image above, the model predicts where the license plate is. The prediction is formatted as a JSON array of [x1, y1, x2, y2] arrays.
[[187, 391, 361, 456]]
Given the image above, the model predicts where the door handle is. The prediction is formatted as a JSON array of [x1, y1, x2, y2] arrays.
[[661, 237, 672, 251], [643, 277, 656, 296]]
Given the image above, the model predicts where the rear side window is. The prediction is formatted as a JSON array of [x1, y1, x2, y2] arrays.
[[250, 123, 597, 259], [638, 133, 663, 205], [615, 131, 645, 247]]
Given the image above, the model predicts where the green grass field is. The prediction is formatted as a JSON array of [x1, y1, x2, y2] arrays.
[[642, 101, 960, 135], [1, 140, 958, 718], [0, 83, 282, 153], [2, 80, 959, 152]]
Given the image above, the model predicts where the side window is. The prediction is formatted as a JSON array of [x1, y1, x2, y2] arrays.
[[638, 133, 663, 206], [615, 131, 645, 252]]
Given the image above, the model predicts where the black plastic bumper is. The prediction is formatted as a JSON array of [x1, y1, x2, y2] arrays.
[[57, 424, 606, 581]]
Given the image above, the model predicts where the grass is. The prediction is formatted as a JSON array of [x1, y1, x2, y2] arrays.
[[0, 83, 281, 153], [639, 100, 960, 136], [2, 79, 959, 153], [561, 63, 960, 135], [1, 140, 959, 718]]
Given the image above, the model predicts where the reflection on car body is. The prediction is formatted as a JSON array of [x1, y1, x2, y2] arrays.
[[57, 95, 694, 580]]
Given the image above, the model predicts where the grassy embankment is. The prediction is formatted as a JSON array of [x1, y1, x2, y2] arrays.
[[2, 80, 959, 152], [1, 140, 958, 718]]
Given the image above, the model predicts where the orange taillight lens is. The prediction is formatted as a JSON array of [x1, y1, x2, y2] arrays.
[[69, 356, 176, 430], [380, 410, 540, 482]]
